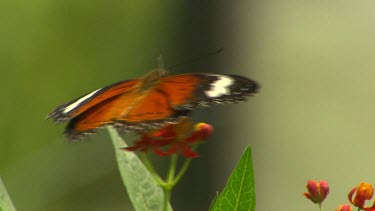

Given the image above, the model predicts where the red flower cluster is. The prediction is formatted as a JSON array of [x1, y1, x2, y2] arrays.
[[304, 180, 330, 204], [123, 117, 213, 158], [348, 182, 375, 211], [304, 180, 375, 211]]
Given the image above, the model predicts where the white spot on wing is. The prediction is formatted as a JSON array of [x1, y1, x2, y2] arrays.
[[63, 88, 101, 113], [204, 75, 234, 98]]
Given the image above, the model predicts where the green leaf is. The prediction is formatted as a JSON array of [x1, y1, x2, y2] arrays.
[[0, 177, 17, 211], [210, 146, 256, 211], [107, 126, 172, 211]]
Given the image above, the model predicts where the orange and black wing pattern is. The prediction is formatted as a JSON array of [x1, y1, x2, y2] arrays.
[[159, 73, 259, 109], [47, 79, 140, 123], [47, 70, 260, 140]]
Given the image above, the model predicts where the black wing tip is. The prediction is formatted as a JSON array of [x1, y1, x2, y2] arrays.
[[223, 74, 261, 100], [46, 104, 73, 123], [46, 112, 69, 124], [46, 110, 60, 121], [249, 79, 261, 95], [227, 74, 261, 93]]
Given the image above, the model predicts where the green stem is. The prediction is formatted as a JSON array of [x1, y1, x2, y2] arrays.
[[166, 155, 178, 183], [163, 187, 171, 211], [172, 144, 198, 186], [173, 157, 193, 186], [139, 144, 198, 211], [162, 154, 178, 211], [139, 153, 180, 211], [139, 153, 166, 186]]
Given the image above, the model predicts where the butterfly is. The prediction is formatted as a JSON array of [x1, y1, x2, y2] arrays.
[[47, 70, 260, 140]]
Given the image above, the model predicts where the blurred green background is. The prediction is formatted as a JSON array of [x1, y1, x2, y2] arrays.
[[1, 1, 375, 210]]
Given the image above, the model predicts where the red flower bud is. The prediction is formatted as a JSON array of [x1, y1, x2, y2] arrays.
[[304, 180, 329, 204], [335, 204, 352, 211]]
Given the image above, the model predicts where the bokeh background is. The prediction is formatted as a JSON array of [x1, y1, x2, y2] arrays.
[[1, 1, 375, 210]]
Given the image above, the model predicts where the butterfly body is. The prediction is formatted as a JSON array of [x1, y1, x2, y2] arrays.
[[48, 70, 260, 140]]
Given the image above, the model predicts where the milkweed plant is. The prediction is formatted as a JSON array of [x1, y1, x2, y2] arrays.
[[1, 120, 373, 211], [304, 180, 375, 211], [0, 116, 256, 211], [107, 116, 256, 211], [2, 118, 374, 211]]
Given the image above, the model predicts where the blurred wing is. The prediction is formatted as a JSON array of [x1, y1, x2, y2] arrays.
[[65, 90, 146, 139], [158, 73, 260, 110], [60, 72, 260, 140], [65, 87, 184, 139], [47, 79, 140, 123], [115, 88, 180, 132], [114, 73, 260, 134]]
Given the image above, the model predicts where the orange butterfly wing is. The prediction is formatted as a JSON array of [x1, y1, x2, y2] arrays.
[[114, 74, 202, 125], [157, 75, 202, 107], [64, 74, 201, 138], [118, 88, 175, 123], [50, 70, 259, 140], [66, 91, 143, 134], [48, 79, 140, 122]]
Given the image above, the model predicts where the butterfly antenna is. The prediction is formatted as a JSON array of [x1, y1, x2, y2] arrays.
[[168, 48, 224, 70]]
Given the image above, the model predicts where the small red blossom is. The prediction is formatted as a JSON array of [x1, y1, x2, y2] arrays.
[[335, 204, 352, 211], [304, 180, 329, 204], [349, 182, 375, 210], [123, 117, 213, 158]]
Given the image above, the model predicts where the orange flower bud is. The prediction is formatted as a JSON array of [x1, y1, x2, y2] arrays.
[[304, 180, 329, 204], [357, 183, 374, 200], [349, 182, 374, 209]]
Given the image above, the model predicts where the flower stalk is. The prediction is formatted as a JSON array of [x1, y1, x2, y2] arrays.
[[140, 151, 195, 211]]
